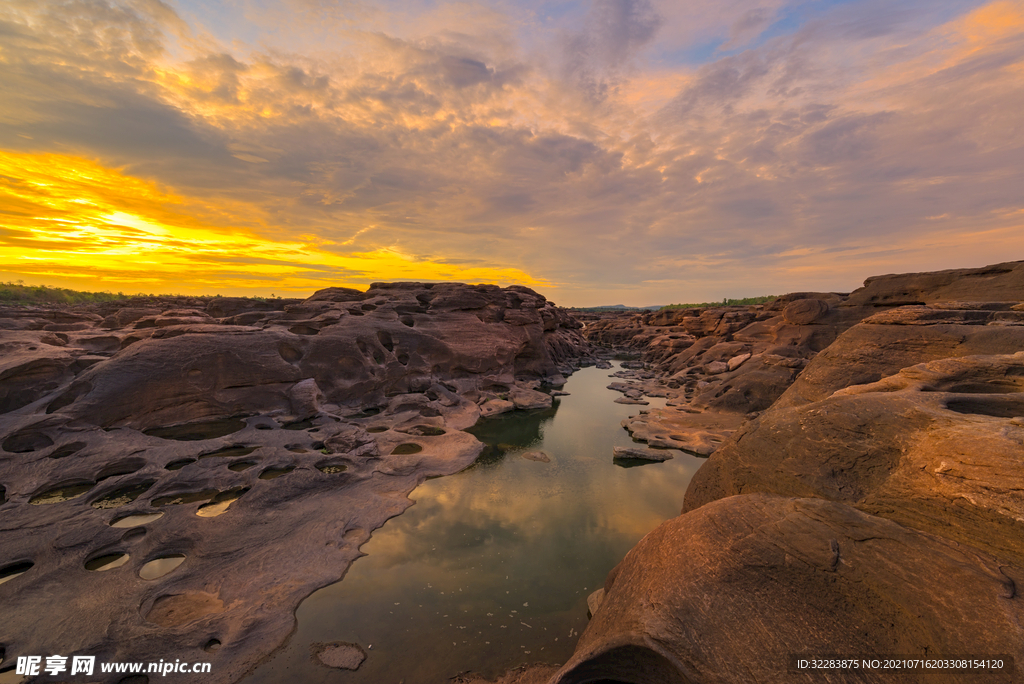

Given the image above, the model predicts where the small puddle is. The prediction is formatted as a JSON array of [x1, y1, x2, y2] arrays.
[[111, 512, 164, 528], [85, 553, 130, 571], [259, 466, 295, 480], [92, 481, 155, 509], [196, 488, 250, 517], [139, 555, 186, 580], [151, 490, 219, 507], [228, 460, 257, 472], [29, 482, 95, 505], [389, 443, 423, 455]]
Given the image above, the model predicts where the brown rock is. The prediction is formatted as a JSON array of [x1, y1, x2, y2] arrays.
[[0, 282, 590, 683], [551, 494, 1021, 684], [782, 297, 830, 324], [313, 642, 366, 670]]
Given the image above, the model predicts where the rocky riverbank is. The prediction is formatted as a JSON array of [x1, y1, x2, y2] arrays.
[[0, 283, 592, 682], [486, 261, 1024, 684]]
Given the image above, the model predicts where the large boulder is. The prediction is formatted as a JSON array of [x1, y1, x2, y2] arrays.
[[550, 494, 1021, 684]]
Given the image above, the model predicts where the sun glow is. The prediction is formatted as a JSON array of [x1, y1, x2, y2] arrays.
[[0, 150, 546, 295]]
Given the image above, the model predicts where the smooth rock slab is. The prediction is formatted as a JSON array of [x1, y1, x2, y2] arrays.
[[520, 450, 551, 463], [611, 447, 672, 462], [313, 642, 366, 670], [551, 494, 1022, 684]]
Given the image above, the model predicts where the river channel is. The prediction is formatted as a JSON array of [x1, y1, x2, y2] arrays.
[[246, 362, 705, 683]]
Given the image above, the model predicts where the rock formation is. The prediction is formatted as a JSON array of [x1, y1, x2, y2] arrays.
[[0, 282, 589, 681], [543, 261, 1024, 683]]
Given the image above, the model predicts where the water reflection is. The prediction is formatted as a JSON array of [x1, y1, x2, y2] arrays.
[[245, 364, 704, 684]]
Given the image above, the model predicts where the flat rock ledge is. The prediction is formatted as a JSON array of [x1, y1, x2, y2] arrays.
[[313, 642, 366, 670], [611, 446, 672, 462]]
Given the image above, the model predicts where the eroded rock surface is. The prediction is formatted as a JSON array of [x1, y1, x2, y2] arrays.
[[543, 262, 1024, 684], [0, 282, 589, 682], [580, 260, 1024, 459], [552, 495, 1020, 684]]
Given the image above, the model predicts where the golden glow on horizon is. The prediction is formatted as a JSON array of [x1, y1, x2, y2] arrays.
[[0, 150, 547, 295]]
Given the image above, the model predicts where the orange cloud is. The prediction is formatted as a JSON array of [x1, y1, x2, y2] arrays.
[[0, 150, 547, 295]]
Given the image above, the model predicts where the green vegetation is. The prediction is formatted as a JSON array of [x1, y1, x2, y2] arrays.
[[0, 281, 288, 307], [661, 295, 776, 311], [0, 281, 144, 306]]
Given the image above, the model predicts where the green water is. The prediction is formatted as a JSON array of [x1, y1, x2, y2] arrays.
[[246, 363, 705, 683]]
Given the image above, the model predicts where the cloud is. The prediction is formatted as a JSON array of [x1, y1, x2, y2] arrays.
[[0, 0, 1022, 304]]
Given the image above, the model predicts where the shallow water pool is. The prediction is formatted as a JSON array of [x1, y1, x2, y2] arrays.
[[245, 363, 705, 683]]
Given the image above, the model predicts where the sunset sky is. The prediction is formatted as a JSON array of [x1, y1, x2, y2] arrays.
[[1, 0, 1022, 306]]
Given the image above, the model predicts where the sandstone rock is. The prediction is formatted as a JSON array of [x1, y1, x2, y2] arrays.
[[686, 352, 1024, 567], [0, 282, 590, 683], [621, 409, 744, 456], [551, 494, 1022, 684], [782, 297, 829, 324], [586, 588, 605, 616], [288, 378, 324, 419], [703, 360, 728, 375], [611, 446, 672, 462], [509, 387, 553, 410], [313, 642, 366, 670], [843, 260, 1024, 307], [520, 450, 550, 463], [725, 352, 751, 371], [480, 399, 515, 417]]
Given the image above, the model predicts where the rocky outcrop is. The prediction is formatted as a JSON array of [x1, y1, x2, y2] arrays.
[[0, 282, 589, 682], [544, 263, 1024, 684], [552, 495, 1019, 684], [582, 261, 1024, 459]]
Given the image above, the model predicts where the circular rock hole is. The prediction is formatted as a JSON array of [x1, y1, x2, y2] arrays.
[[366, 426, 388, 433], [279, 342, 304, 362], [316, 462, 348, 474], [258, 466, 295, 480], [228, 460, 257, 472], [29, 481, 95, 505], [143, 417, 247, 441], [48, 441, 86, 459], [85, 552, 130, 572], [92, 480, 155, 509], [199, 445, 257, 459], [121, 528, 147, 542], [204, 639, 221, 653], [2, 430, 54, 453], [390, 443, 423, 455], [151, 490, 218, 507], [166, 458, 196, 470], [139, 554, 186, 580]]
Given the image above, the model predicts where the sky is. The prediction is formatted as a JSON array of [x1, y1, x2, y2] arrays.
[[1, 0, 1022, 306]]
